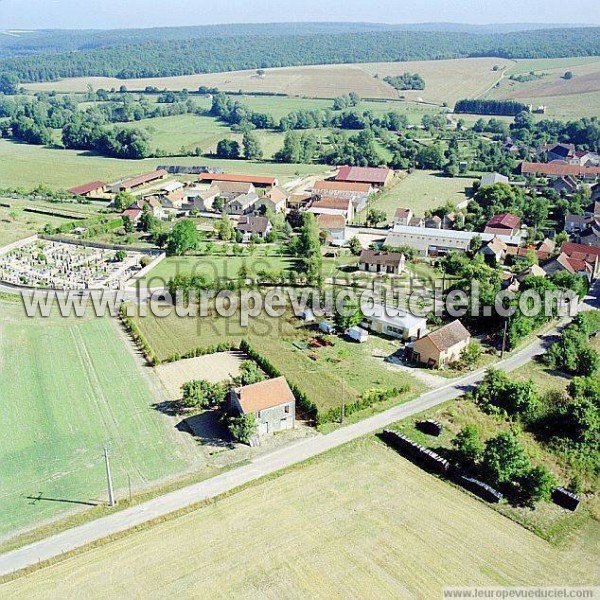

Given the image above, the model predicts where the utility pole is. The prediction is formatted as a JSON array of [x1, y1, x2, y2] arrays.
[[104, 446, 115, 507], [501, 318, 509, 358], [340, 378, 345, 424]]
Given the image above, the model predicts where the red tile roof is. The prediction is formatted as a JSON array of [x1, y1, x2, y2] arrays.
[[311, 197, 352, 211], [198, 173, 277, 186], [486, 213, 521, 230], [335, 166, 392, 185], [520, 162, 600, 178], [561, 242, 600, 260], [316, 214, 346, 230], [235, 376, 295, 414], [422, 320, 471, 352], [118, 170, 168, 189], [313, 180, 371, 193], [67, 181, 106, 195]]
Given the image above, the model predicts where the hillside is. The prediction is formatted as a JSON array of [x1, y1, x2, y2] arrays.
[[2, 27, 599, 83], [0, 22, 591, 59]]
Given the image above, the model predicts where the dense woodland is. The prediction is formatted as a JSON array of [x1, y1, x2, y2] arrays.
[[1, 27, 599, 83]]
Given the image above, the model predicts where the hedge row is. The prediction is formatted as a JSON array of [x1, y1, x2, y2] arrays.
[[118, 305, 160, 366], [164, 342, 237, 364], [316, 385, 410, 425]]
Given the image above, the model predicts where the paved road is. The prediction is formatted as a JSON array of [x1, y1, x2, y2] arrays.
[[0, 325, 557, 579]]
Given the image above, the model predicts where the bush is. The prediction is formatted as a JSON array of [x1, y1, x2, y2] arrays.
[[518, 465, 557, 506], [451, 425, 483, 470], [227, 414, 256, 444]]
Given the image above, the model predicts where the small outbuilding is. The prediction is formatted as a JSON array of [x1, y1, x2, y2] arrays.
[[346, 326, 369, 343]]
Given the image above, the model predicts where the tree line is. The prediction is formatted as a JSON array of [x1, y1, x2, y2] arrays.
[[1, 28, 598, 83], [454, 99, 530, 116]]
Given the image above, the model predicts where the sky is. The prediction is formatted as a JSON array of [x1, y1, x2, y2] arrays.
[[0, 0, 598, 30]]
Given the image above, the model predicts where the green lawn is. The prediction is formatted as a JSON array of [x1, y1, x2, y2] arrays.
[[0, 302, 194, 538], [238, 94, 443, 124], [115, 113, 298, 160], [371, 170, 473, 220], [0, 139, 328, 190], [132, 309, 422, 417], [0, 204, 88, 247], [140, 252, 299, 287]]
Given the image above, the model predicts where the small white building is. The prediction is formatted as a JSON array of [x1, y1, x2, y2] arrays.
[[346, 326, 369, 343], [362, 304, 428, 341]]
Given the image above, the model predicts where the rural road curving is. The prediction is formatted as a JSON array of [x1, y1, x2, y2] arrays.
[[0, 325, 558, 579]]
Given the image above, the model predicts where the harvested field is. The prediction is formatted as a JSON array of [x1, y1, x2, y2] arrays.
[[26, 57, 515, 104], [156, 351, 245, 399], [489, 56, 600, 117], [3, 437, 597, 598]]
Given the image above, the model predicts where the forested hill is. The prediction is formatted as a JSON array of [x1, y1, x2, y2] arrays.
[[0, 22, 591, 59], [2, 27, 599, 83]]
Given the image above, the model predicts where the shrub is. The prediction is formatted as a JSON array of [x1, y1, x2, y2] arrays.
[[227, 414, 256, 444], [451, 425, 483, 470]]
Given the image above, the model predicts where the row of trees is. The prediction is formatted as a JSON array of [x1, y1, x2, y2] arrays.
[[454, 99, 530, 116]]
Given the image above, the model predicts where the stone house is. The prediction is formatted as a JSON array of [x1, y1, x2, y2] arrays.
[[228, 376, 295, 437]]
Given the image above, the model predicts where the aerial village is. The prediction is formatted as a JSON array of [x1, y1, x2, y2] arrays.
[[1, 140, 599, 518]]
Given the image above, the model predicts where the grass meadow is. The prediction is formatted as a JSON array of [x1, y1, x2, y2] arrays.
[[139, 251, 299, 286], [371, 170, 474, 220], [0, 302, 196, 538], [0, 139, 328, 190], [3, 436, 597, 598]]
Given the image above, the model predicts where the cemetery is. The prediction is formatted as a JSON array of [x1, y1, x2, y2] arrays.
[[0, 237, 145, 290]]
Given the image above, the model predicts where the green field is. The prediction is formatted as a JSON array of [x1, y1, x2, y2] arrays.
[[132, 309, 422, 416], [0, 139, 328, 190], [4, 436, 597, 598], [140, 252, 299, 286], [115, 113, 296, 159], [505, 56, 600, 76], [0, 302, 196, 538], [372, 170, 473, 220], [0, 199, 110, 247]]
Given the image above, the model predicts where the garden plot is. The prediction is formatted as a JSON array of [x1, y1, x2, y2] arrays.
[[156, 351, 245, 400]]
